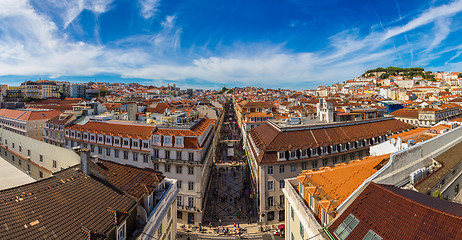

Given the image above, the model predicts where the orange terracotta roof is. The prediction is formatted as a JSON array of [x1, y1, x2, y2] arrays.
[[298, 154, 390, 213], [68, 121, 156, 140], [154, 118, 214, 136], [0, 109, 62, 121]]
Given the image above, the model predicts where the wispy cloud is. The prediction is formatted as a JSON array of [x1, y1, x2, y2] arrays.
[[383, 0, 462, 40], [139, 0, 160, 19]]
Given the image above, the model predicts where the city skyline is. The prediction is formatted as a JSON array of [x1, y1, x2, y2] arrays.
[[1, 0, 462, 89]]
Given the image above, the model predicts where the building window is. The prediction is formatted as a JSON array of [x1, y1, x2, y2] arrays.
[[267, 211, 274, 221], [279, 165, 285, 173], [362, 230, 382, 240], [177, 195, 183, 206], [153, 163, 159, 170], [456, 184, 459, 194], [267, 181, 274, 191], [350, 153, 355, 160], [19, 146, 21, 152], [188, 152, 194, 161], [53, 160, 57, 168], [165, 164, 170, 172], [39, 171, 43, 178], [301, 149, 307, 157], [188, 166, 194, 175], [143, 142, 149, 148], [176, 165, 182, 174], [188, 197, 195, 207], [312, 160, 318, 168], [143, 154, 149, 163], [133, 152, 138, 161], [177, 180, 182, 189], [279, 152, 285, 159], [177, 151, 182, 160], [133, 141, 138, 147], [154, 149, 159, 158], [334, 214, 360, 240], [106, 148, 111, 156], [322, 159, 328, 166], [321, 208, 328, 226], [117, 222, 126, 240], [279, 180, 285, 189], [301, 162, 307, 170], [300, 223, 304, 239], [333, 156, 338, 165], [291, 164, 296, 172], [267, 166, 273, 174], [291, 206, 294, 221], [267, 196, 274, 207], [280, 195, 285, 205], [115, 149, 119, 158], [39, 155, 43, 162], [91, 145, 95, 152], [27, 150, 31, 156], [124, 151, 129, 160], [290, 151, 296, 158], [164, 150, 171, 159], [188, 182, 194, 191], [341, 155, 346, 162], [98, 146, 103, 154]]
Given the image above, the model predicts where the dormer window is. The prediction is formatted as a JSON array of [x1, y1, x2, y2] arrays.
[[153, 136, 160, 143], [321, 146, 328, 155], [278, 152, 285, 160], [311, 148, 318, 157], [301, 149, 307, 157], [332, 145, 338, 152], [164, 136, 171, 144], [175, 137, 184, 146], [290, 151, 296, 159]]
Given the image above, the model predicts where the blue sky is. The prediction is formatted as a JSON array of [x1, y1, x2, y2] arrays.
[[1, 0, 462, 89]]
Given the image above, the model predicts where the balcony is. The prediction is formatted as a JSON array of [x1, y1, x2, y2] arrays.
[[151, 156, 201, 165]]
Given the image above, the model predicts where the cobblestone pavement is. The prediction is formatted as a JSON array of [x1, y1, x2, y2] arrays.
[[198, 101, 262, 238]]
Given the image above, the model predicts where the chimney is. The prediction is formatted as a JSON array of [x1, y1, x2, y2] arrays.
[[75, 147, 91, 175]]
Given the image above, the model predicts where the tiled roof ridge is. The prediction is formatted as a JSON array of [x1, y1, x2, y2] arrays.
[[374, 183, 462, 220]]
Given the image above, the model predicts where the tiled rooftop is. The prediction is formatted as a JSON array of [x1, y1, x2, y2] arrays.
[[90, 159, 164, 200], [68, 121, 156, 139], [328, 182, 462, 240], [249, 118, 413, 152], [0, 166, 137, 239], [297, 154, 389, 212]]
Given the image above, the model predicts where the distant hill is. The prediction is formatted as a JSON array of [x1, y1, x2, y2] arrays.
[[362, 67, 435, 80]]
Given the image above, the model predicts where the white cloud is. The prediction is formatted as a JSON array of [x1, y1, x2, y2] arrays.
[[31, 0, 113, 28], [139, 0, 160, 19], [383, 0, 462, 40]]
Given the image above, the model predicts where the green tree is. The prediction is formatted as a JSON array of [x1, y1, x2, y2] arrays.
[[458, 73, 462, 78], [97, 89, 108, 97], [380, 73, 389, 79], [432, 189, 442, 199]]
